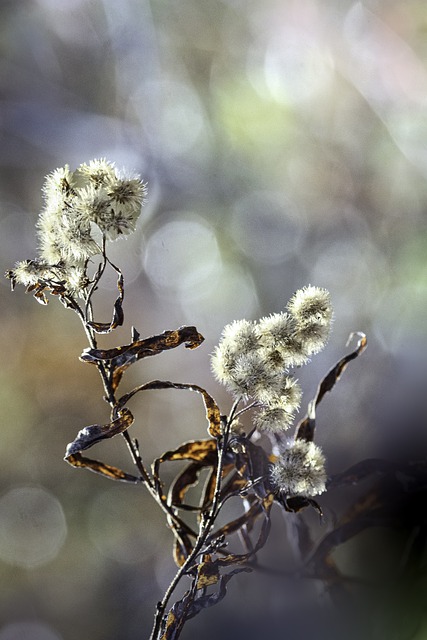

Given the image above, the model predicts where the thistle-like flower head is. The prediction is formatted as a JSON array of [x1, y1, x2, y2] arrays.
[[270, 439, 327, 497], [211, 286, 333, 434], [7, 158, 147, 301]]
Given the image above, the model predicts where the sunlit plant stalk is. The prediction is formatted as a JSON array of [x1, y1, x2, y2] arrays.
[[6, 159, 367, 640]]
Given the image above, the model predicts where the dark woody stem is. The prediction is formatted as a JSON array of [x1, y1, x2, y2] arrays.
[[75, 283, 197, 546], [149, 411, 234, 640], [72, 255, 234, 640]]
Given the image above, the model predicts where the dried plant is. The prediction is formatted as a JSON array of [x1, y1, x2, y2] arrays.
[[5, 159, 380, 639]]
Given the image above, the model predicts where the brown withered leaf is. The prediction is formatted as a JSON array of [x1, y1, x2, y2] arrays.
[[196, 554, 220, 589], [162, 567, 252, 638], [169, 457, 216, 509], [64, 408, 134, 457], [218, 468, 248, 503], [80, 326, 205, 391], [117, 380, 221, 438], [86, 271, 124, 334], [65, 452, 140, 482], [173, 529, 194, 567], [232, 437, 272, 499], [212, 500, 264, 541], [161, 497, 273, 636], [161, 610, 179, 640], [200, 463, 236, 512], [5, 269, 16, 290], [296, 332, 367, 442], [282, 495, 323, 516], [155, 439, 217, 468], [27, 282, 49, 305], [216, 493, 274, 565], [25, 278, 71, 306], [308, 459, 427, 584], [190, 567, 252, 617], [151, 438, 218, 537]]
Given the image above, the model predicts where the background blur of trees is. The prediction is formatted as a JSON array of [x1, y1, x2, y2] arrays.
[[1, 1, 427, 638]]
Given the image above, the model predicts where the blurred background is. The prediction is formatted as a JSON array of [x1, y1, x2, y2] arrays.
[[1, 0, 427, 638]]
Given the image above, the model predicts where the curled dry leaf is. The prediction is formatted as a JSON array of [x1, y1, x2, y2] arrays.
[[169, 462, 213, 510], [296, 332, 367, 442], [64, 409, 136, 481], [80, 326, 205, 391], [232, 437, 272, 499], [65, 408, 134, 456], [87, 271, 124, 334], [161, 566, 252, 639], [117, 379, 221, 438], [173, 530, 195, 568], [65, 452, 140, 482]]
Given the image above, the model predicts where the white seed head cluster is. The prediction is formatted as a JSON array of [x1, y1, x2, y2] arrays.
[[270, 439, 327, 497], [9, 159, 147, 295], [211, 286, 332, 434]]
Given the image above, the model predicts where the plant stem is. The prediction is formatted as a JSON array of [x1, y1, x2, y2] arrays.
[[148, 412, 233, 640]]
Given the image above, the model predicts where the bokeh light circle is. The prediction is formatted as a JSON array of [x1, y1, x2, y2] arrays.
[[230, 191, 304, 264], [0, 622, 62, 640], [143, 215, 221, 297], [0, 486, 67, 568]]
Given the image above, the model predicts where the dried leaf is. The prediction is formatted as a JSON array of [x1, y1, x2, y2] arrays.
[[211, 500, 263, 540], [218, 469, 248, 502], [65, 452, 140, 482], [169, 458, 216, 509], [200, 464, 227, 512], [305, 460, 427, 582], [188, 567, 252, 616], [154, 439, 217, 509], [150, 438, 218, 541], [173, 530, 194, 567], [161, 496, 273, 636], [5, 269, 16, 290], [196, 554, 220, 589], [64, 408, 134, 457], [206, 493, 274, 570], [80, 326, 205, 391], [156, 439, 217, 468], [232, 437, 272, 499], [162, 566, 252, 638], [282, 495, 323, 516], [161, 610, 179, 640], [87, 270, 124, 334], [131, 326, 140, 341], [296, 332, 367, 442], [118, 380, 221, 438]]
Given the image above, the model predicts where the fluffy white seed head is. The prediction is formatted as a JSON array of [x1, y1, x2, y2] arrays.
[[257, 312, 293, 348], [12, 260, 47, 287], [253, 400, 295, 433], [276, 376, 302, 412], [211, 343, 238, 385], [228, 350, 278, 399], [288, 285, 332, 328], [9, 159, 147, 303], [220, 319, 259, 354], [270, 439, 327, 497], [42, 165, 77, 203], [77, 158, 117, 186], [64, 265, 90, 295], [257, 312, 311, 368], [36, 160, 147, 266], [292, 322, 331, 357], [211, 287, 332, 404], [286, 286, 333, 359]]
